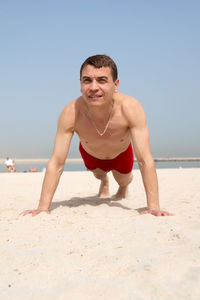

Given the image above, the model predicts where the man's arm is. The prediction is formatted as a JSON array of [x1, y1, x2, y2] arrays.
[[123, 97, 172, 216], [22, 102, 75, 216]]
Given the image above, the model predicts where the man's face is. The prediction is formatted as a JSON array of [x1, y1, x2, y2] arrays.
[[80, 65, 119, 106]]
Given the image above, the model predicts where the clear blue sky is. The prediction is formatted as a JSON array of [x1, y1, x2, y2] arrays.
[[1, 0, 199, 158]]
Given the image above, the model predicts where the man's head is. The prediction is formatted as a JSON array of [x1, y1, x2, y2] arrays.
[[80, 54, 118, 82], [80, 54, 119, 107]]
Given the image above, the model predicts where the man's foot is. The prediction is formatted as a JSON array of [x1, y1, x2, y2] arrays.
[[98, 177, 110, 198], [114, 186, 128, 200]]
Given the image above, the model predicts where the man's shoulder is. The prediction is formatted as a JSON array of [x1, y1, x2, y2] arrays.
[[115, 92, 141, 111], [115, 93, 146, 126], [62, 97, 82, 112], [59, 97, 84, 120], [58, 97, 84, 130]]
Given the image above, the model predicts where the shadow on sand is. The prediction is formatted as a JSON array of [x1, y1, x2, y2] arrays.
[[50, 195, 147, 214], [50, 195, 133, 211]]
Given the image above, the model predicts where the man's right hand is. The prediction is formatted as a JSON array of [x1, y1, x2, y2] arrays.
[[21, 209, 50, 217]]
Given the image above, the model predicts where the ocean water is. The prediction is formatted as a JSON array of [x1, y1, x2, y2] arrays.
[[0, 160, 200, 173], [0, 162, 86, 173]]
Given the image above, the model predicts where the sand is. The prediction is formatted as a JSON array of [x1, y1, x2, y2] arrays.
[[1, 168, 200, 300]]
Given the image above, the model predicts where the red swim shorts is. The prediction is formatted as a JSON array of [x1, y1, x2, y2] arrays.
[[79, 142, 134, 174]]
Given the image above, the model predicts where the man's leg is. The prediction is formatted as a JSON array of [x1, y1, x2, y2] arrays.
[[112, 170, 133, 199], [92, 168, 110, 198]]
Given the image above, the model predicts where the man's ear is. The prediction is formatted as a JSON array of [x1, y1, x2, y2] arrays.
[[114, 79, 119, 92]]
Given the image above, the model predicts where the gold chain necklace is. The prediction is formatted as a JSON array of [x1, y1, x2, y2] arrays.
[[86, 100, 114, 136]]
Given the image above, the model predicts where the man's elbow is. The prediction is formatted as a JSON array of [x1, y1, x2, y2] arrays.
[[137, 157, 155, 169], [47, 157, 65, 175]]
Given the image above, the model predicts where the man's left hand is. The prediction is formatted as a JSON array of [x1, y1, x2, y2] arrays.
[[140, 209, 173, 216]]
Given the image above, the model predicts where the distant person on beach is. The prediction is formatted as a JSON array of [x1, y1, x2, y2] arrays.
[[29, 168, 37, 172], [22, 54, 172, 217], [4, 157, 14, 172], [12, 160, 16, 172]]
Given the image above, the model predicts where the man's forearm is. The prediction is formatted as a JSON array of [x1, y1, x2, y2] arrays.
[[37, 160, 64, 210], [138, 161, 160, 210]]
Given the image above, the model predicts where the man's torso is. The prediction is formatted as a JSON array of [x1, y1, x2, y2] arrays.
[[71, 93, 134, 160]]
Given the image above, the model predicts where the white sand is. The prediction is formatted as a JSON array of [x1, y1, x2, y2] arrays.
[[1, 169, 200, 300]]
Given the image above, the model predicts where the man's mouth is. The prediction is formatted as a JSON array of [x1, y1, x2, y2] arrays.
[[88, 95, 102, 99]]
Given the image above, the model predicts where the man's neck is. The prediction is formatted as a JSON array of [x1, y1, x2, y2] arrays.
[[85, 99, 114, 121]]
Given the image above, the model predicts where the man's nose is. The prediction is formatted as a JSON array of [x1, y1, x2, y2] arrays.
[[90, 80, 99, 90]]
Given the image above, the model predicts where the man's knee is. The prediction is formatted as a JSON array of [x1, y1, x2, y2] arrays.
[[112, 170, 133, 187], [92, 168, 107, 180]]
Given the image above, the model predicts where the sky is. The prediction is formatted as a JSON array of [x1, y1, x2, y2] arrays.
[[0, 0, 200, 158]]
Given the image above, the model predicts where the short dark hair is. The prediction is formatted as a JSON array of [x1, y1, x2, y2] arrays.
[[80, 54, 118, 81]]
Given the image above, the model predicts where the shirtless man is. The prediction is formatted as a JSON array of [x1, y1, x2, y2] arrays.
[[22, 54, 172, 217]]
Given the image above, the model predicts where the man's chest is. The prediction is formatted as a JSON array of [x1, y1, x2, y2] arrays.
[[75, 112, 129, 142]]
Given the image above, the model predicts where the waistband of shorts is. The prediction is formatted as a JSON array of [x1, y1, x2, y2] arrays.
[[79, 142, 132, 161]]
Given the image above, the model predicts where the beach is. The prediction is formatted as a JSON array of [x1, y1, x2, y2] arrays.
[[1, 168, 200, 300]]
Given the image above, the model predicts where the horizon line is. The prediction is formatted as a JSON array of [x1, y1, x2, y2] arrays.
[[1, 157, 200, 163]]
